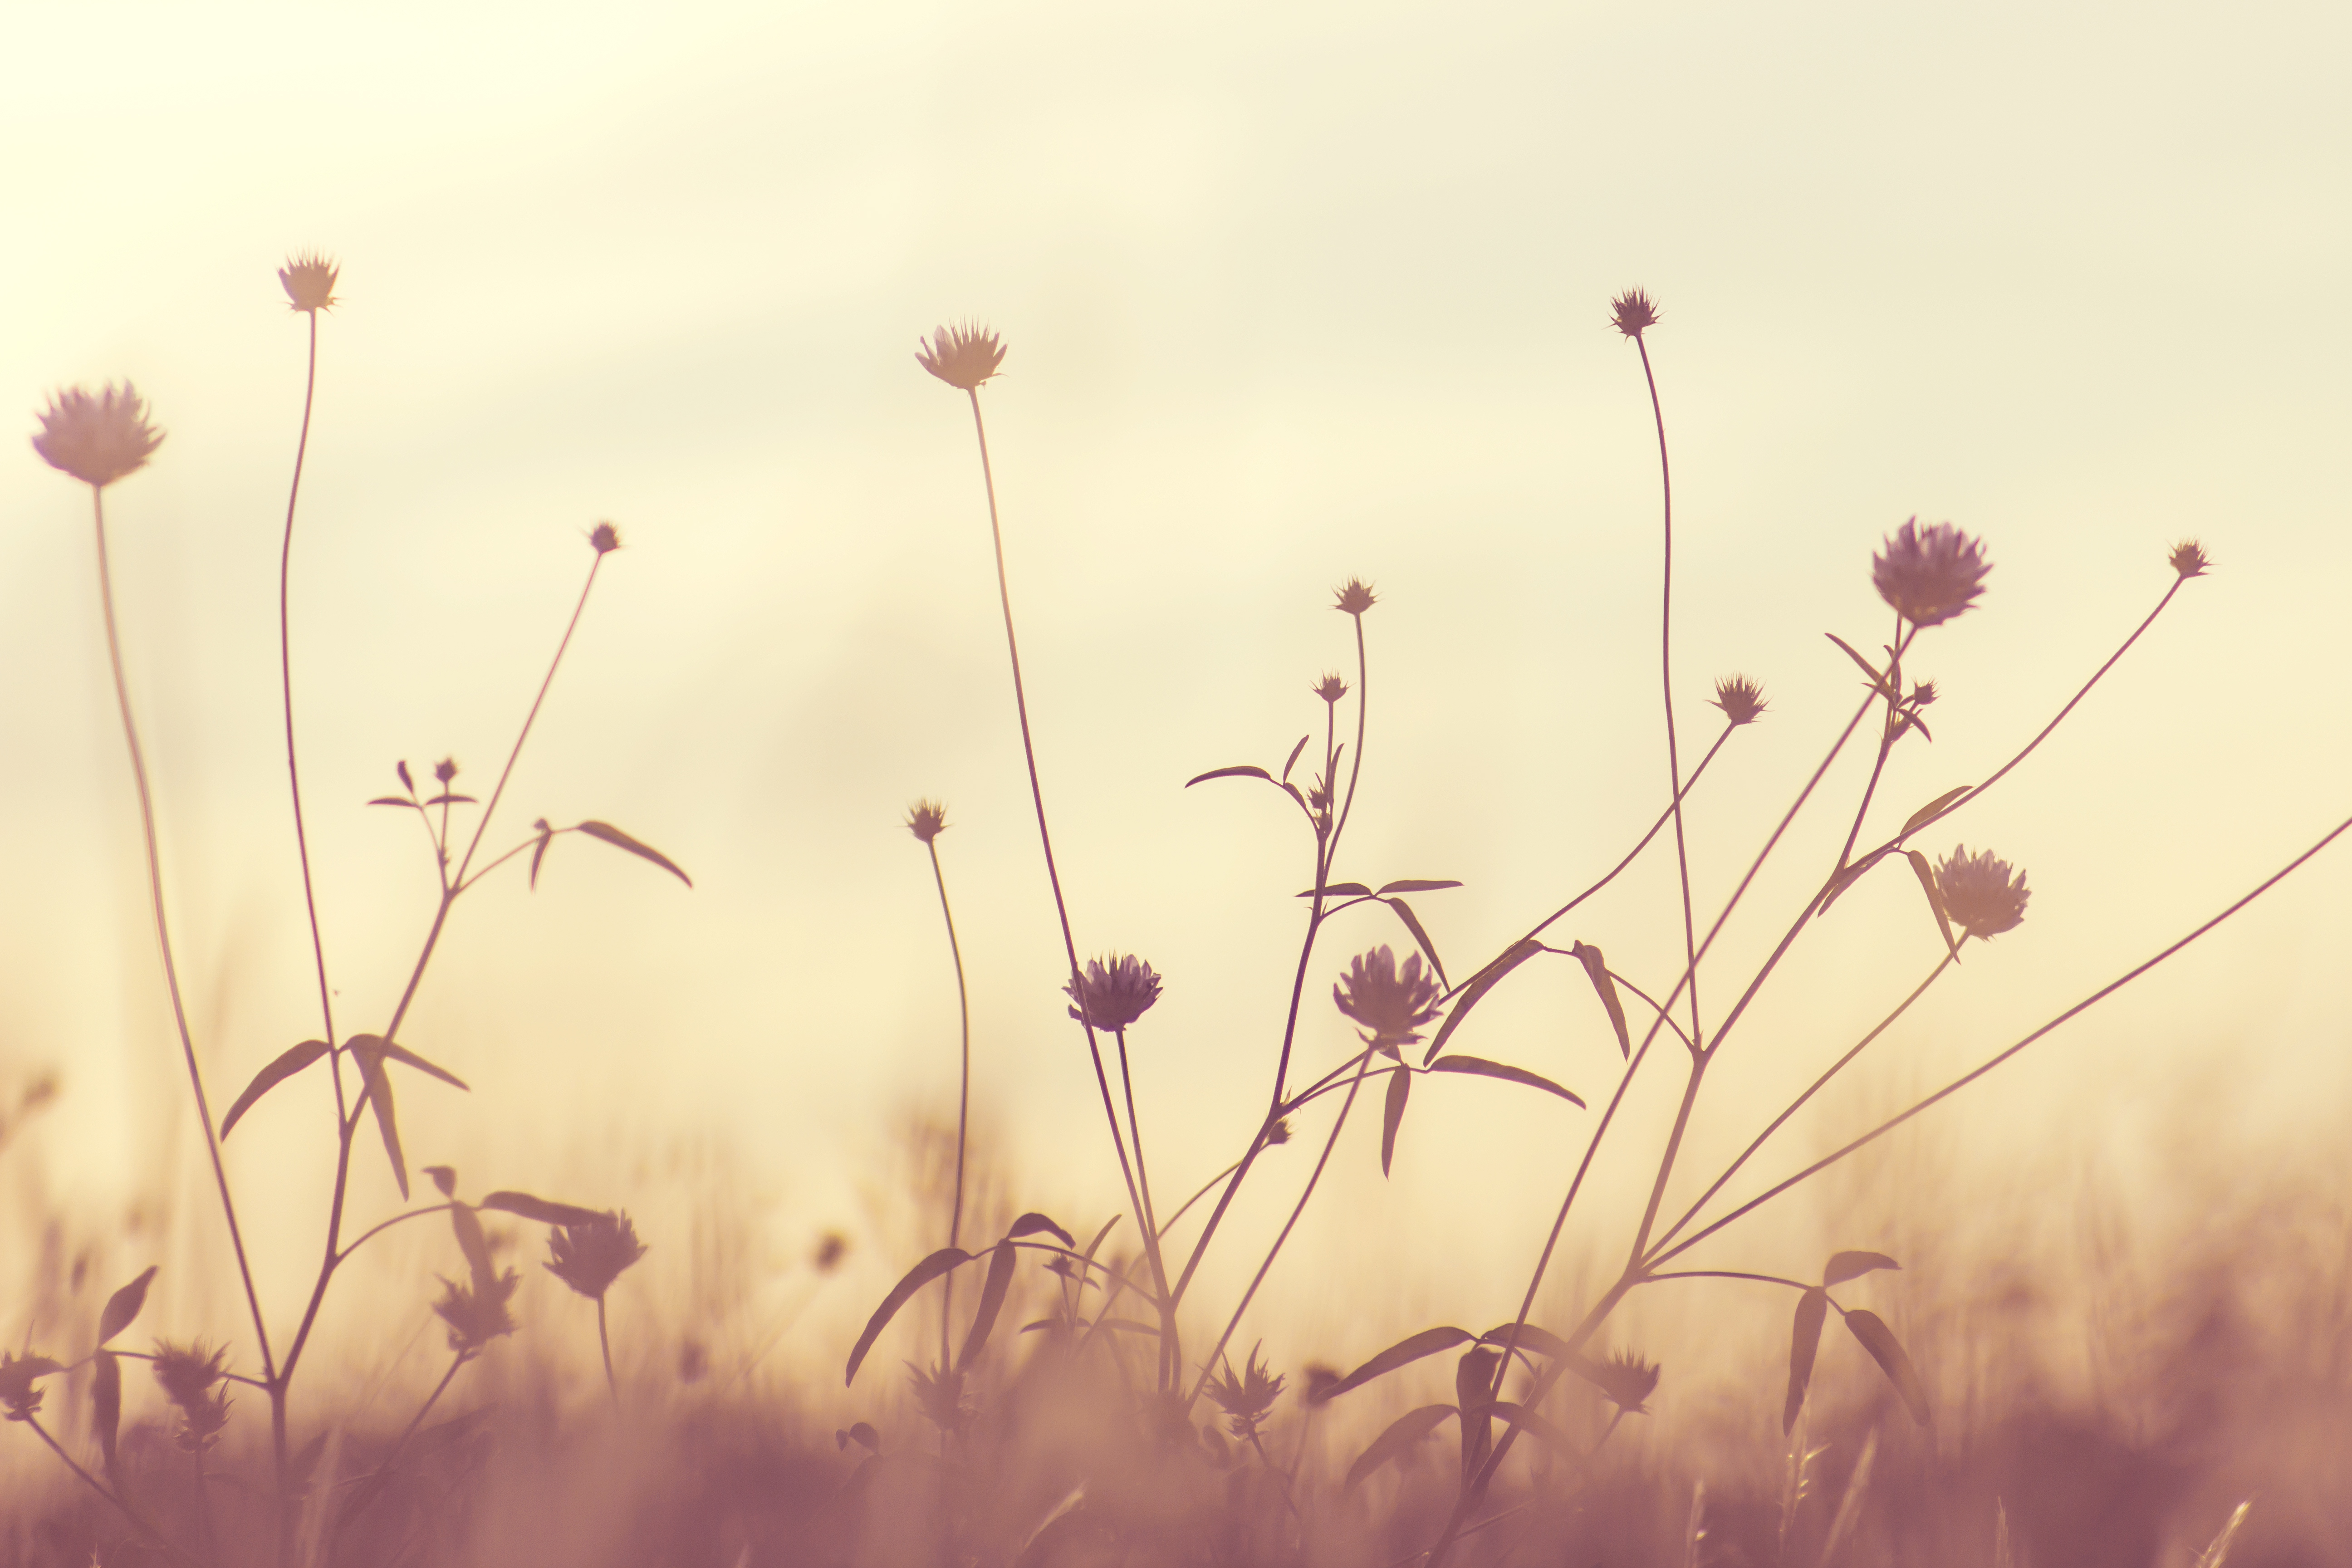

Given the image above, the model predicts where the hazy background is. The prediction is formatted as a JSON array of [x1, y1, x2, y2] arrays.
[[2, 0, 2347, 1429]]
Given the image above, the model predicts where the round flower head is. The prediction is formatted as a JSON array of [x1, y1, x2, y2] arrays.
[[1610, 289, 1661, 338], [1333, 578, 1377, 617], [916, 323, 1007, 391], [433, 1269, 520, 1353], [0, 1352, 62, 1422], [1591, 1350, 1661, 1413], [545, 1210, 648, 1301], [1872, 518, 1992, 628], [152, 1340, 232, 1451], [278, 251, 340, 313], [32, 383, 164, 490], [1313, 671, 1349, 704], [906, 799, 949, 843], [1065, 953, 1163, 1032], [1935, 844, 2030, 940], [589, 520, 622, 555], [1333, 945, 1442, 1050], [1710, 675, 1768, 726], [2169, 539, 2212, 579]]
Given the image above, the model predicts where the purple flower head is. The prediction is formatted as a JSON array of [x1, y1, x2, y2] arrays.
[[1333, 945, 1442, 1050], [1065, 954, 1163, 1032], [1872, 518, 1991, 628]]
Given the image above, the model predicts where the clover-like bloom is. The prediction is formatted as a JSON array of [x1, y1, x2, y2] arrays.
[[434, 1269, 520, 1353], [1333, 578, 1377, 617], [1065, 954, 1163, 1032], [589, 521, 622, 555], [2170, 539, 2211, 579], [916, 323, 1006, 391], [278, 251, 341, 313], [32, 383, 164, 490], [1610, 289, 1661, 338], [1205, 1344, 1286, 1441], [906, 799, 949, 844], [1313, 672, 1349, 704], [0, 1352, 61, 1422], [1710, 675, 1768, 726], [1333, 945, 1442, 1049], [1590, 1350, 1660, 1413], [545, 1211, 648, 1301], [1936, 844, 2030, 940], [1872, 518, 1991, 628], [152, 1340, 232, 1451]]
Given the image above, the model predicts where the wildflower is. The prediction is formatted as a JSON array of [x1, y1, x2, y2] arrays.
[[1872, 518, 1991, 629], [907, 1360, 973, 1434], [152, 1341, 231, 1451], [2170, 539, 2212, 579], [916, 323, 1006, 391], [1588, 1350, 1661, 1413], [1205, 1344, 1286, 1441], [589, 521, 622, 555], [1333, 578, 1377, 617], [435, 757, 458, 785], [1710, 675, 1768, 726], [1065, 954, 1163, 1032], [1264, 1116, 1292, 1147], [278, 251, 340, 314], [545, 1210, 648, 1301], [31, 384, 164, 490], [1936, 844, 2030, 940], [0, 1352, 61, 1422], [1610, 289, 1661, 338], [1910, 679, 1939, 708], [1333, 946, 1442, 1051], [433, 1269, 520, 1354], [906, 799, 949, 843], [1313, 672, 1349, 704]]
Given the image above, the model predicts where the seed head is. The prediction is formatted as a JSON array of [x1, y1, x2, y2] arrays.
[[1935, 844, 2030, 940], [2169, 539, 2212, 579], [32, 383, 164, 490], [906, 799, 949, 844], [1610, 289, 1661, 339], [1872, 518, 1991, 629], [1065, 954, 1163, 1032], [1591, 1350, 1661, 1413], [433, 1269, 520, 1354], [589, 521, 622, 555], [278, 251, 341, 314], [0, 1352, 61, 1422], [1333, 578, 1377, 617], [1710, 675, 1768, 726], [1264, 1116, 1292, 1147], [916, 323, 1006, 391], [1313, 672, 1349, 704], [1333, 945, 1443, 1051], [152, 1341, 232, 1451], [545, 1210, 648, 1301], [1205, 1344, 1286, 1441]]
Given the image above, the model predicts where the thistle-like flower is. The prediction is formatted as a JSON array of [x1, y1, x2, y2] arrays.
[[435, 757, 458, 785], [1710, 675, 1768, 726], [907, 1360, 974, 1435], [1936, 844, 2030, 940], [0, 1352, 61, 1422], [1333, 578, 1377, 617], [1589, 1350, 1661, 1413], [1872, 518, 1991, 629], [1205, 1344, 1286, 1441], [1610, 289, 1661, 339], [152, 1341, 232, 1451], [906, 799, 949, 844], [916, 323, 1007, 391], [1264, 1116, 1292, 1147], [434, 1269, 521, 1354], [1313, 672, 1349, 704], [589, 521, 622, 555], [545, 1211, 649, 1301], [2170, 539, 2212, 579], [31, 383, 164, 490], [278, 251, 341, 314], [1333, 946, 1443, 1051], [1065, 954, 1163, 1032]]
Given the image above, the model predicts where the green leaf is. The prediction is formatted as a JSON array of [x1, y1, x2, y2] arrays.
[[846, 1248, 973, 1385], [956, 1244, 1019, 1373], [92, 1352, 121, 1465], [1905, 851, 1963, 964], [1323, 1326, 1476, 1401], [1383, 898, 1449, 991], [1344, 1405, 1456, 1490], [480, 1191, 604, 1228], [1843, 1308, 1931, 1425], [1784, 1287, 1828, 1433], [1427, 1055, 1586, 1108], [1823, 1250, 1901, 1287], [97, 1266, 157, 1345], [1186, 764, 1273, 787], [1295, 882, 1374, 899], [1376, 879, 1464, 895], [1380, 1065, 1411, 1178], [1422, 939, 1543, 1066], [347, 1040, 408, 1201], [575, 820, 692, 887], [449, 1204, 496, 1294], [220, 1039, 331, 1139], [1005, 1212, 1075, 1248], [1899, 785, 1975, 840], [1567, 943, 1632, 1058]]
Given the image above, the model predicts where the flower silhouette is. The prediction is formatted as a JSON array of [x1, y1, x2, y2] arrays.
[[906, 800, 949, 844], [2169, 539, 2212, 579], [1936, 845, 2030, 939], [1333, 578, 1377, 617], [545, 1211, 648, 1301], [1872, 519, 1991, 629], [1710, 675, 1768, 726], [1333, 946, 1442, 1050], [434, 1270, 520, 1354], [916, 323, 1007, 391], [278, 251, 341, 314], [1065, 954, 1162, 1032], [1610, 289, 1661, 338], [1205, 1344, 1286, 1440], [32, 383, 164, 490]]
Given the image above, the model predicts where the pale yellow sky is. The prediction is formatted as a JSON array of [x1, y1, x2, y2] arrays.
[[3, 1, 2348, 1408]]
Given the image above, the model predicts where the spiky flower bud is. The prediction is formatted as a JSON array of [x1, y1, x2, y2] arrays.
[[1935, 844, 2030, 940], [1205, 1345, 1286, 1441], [916, 323, 1007, 391], [1333, 578, 1377, 617], [906, 800, 949, 843], [435, 757, 458, 785], [1591, 1350, 1660, 1413], [2169, 539, 2211, 579], [0, 1352, 61, 1422], [545, 1211, 648, 1301], [433, 1270, 520, 1354], [278, 252, 341, 314], [589, 521, 622, 555], [1872, 519, 1991, 629], [1312, 672, 1349, 704], [1710, 675, 1768, 726], [1333, 946, 1442, 1051], [31, 384, 164, 490], [152, 1341, 232, 1451], [1610, 289, 1661, 339], [1065, 954, 1163, 1032]]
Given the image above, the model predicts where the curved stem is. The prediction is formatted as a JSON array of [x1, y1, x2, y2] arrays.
[[26, 1417, 198, 1566], [1636, 334, 1703, 1053], [280, 310, 338, 1056], [598, 1296, 618, 1410], [924, 837, 972, 1372], [333, 1202, 456, 1264]]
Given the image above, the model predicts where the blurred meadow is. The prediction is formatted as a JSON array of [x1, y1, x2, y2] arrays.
[[3, 2, 2350, 1563]]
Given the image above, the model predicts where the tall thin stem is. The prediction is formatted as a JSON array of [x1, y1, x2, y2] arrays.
[[924, 836, 972, 1370], [1635, 333, 1703, 1053], [280, 310, 339, 1056], [598, 1297, 619, 1410]]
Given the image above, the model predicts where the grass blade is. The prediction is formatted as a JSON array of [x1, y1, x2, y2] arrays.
[[1423, 938, 1542, 1065], [576, 819, 693, 887], [1384, 897, 1449, 990], [1426, 1055, 1585, 1108], [480, 1191, 605, 1227], [349, 1041, 408, 1200], [956, 1242, 1019, 1372], [1843, 1310, 1931, 1424], [847, 1247, 973, 1384], [1325, 1326, 1475, 1401], [220, 1038, 331, 1138], [1906, 851, 1963, 963], [1343, 1404, 1456, 1490], [1785, 1287, 1828, 1434], [1381, 1064, 1411, 1177]]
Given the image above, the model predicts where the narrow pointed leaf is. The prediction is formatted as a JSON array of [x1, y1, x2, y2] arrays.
[[1843, 1309, 1931, 1424], [1324, 1326, 1476, 1401], [1423, 938, 1542, 1066], [1427, 1055, 1586, 1108], [846, 1248, 973, 1384], [956, 1244, 1020, 1372], [528, 819, 553, 891], [1006, 1212, 1075, 1247], [1376, 879, 1464, 895], [1784, 1287, 1828, 1433], [1380, 1065, 1411, 1177], [98, 1266, 158, 1345], [480, 1191, 604, 1228], [1082, 1215, 1120, 1263], [1488, 1400, 1580, 1455], [367, 797, 422, 808], [396, 760, 415, 793], [1568, 943, 1632, 1057], [449, 1204, 495, 1294], [1480, 1322, 1575, 1362], [576, 820, 692, 887], [348, 1040, 407, 1200], [220, 1039, 331, 1138], [380, 1041, 469, 1091], [1186, 764, 1274, 787], [1295, 882, 1374, 899], [1905, 851, 1963, 963], [1817, 848, 1889, 915], [422, 793, 479, 807], [1281, 735, 1311, 782], [1383, 897, 1449, 991], [1824, 632, 1894, 694], [1344, 1405, 1457, 1490], [1823, 1250, 1901, 1287], [92, 1352, 121, 1465]]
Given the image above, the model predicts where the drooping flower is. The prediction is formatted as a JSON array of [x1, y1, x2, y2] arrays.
[[1588, 1350, 1661, 1413], [152, 1340, 232, 1451], [1312, 671, 1349, 704], [1710, 675, 1768, 726], [1610, 289, 1661, 339], [1936, 845, 2030, 940], [0, 1352, 61, 1422], [1205, 1344, 1286, 1441], [31, 383, 164, 490], [2169, 539, 2212, 579], [589, 521, 622, 555], [916, 323, 1007, 391], [434, 1269, 521, 1354], [1872, 519, 1991, 628], [278, 251, 341, 313], [1333, 578, 1377, 617], [906, 800, 949, 844], [1065, 954, 1163, 1032], [1333, 946, 1442, 1050], [545, 1211, 648, 1301]]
